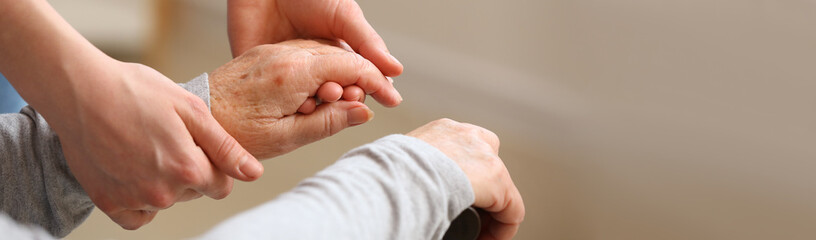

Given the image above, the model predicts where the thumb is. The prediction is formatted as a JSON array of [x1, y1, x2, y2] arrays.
[[178, 96, 264, 181], [282, 101, 374, 144]]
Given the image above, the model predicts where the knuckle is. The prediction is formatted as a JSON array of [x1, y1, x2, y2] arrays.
[[434, 118, 456, 125], [144, 188, 175, 209], [210, 178, 234, 200], [214, 135, 242, 165], [174, 163, 205, 186], [323, 107, 342, 136], [351, 53, 370, 70], [479, 126, 500, 142], [347, 53, 374, 77], [184, 94, 211, 119], [463, 124, 482, 137], [485, 155, 504, 172]]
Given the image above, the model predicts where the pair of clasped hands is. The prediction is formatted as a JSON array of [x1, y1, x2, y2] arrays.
[[54, 0, 523, 239]]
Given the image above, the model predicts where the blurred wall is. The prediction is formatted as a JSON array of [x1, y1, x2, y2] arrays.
[[52, 0, 816, 239]]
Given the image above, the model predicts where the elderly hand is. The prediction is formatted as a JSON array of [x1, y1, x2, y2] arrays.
[[209, 39, 398, 159], [407, 119, 526, 240], [226, 0, 403, 77]]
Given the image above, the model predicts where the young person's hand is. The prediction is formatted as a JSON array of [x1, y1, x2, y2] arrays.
[[0, 0, 261, 230], [58, 60, 262, 230], [227, 0, 403, 76]]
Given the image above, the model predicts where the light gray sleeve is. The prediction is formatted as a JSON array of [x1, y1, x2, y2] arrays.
[[0, 73, 211, 238], [200, 134, 475, 240], [0, 106, 94, 238]]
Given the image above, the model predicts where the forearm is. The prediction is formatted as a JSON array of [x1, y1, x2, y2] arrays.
[[0, 0, 113, 126], [201, 135, 475, 240]]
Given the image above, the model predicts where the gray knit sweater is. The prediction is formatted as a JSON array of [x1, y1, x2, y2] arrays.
[[0, 74, 474, 239]]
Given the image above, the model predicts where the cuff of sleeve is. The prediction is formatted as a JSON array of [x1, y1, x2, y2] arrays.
[[377, 134, 476, 220], [179, 73, 212, 109]]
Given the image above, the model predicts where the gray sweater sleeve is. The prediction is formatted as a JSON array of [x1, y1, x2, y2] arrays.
[[0, 73, 476, 239], [200, 134, 475, 240], [0, 106, 94, 238]]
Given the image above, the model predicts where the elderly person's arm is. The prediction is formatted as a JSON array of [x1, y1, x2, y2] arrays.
[[1, 113, 524, 239], [202, 119, 524, 240], [0, 39, 398, 237]]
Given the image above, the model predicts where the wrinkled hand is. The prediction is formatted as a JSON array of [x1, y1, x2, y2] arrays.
[[227, 0, 403, 76], [209, 39, 399, 159], [59, 60, 262, 230], [407, 119, 525, 240]]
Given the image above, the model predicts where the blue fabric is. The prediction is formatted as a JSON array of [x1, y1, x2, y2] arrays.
[[0, 73, 27, 113]]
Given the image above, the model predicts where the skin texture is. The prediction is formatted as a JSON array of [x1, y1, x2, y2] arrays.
[[227, 0, 404, 77], [60, 62, 256, 230], [408, 119, 526, 240], [227, 0, 400, 108], [301, 40, 368, 114], [210, 39, 398, 159], [0, 0, 260, 230]]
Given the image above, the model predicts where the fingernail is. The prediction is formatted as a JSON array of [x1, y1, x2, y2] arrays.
[[396, 90, 403, 104], [239, 155, 263, 180], [386, 76, 394, 84], [348, 107, 374, 126], [388, 53, 402, 66]]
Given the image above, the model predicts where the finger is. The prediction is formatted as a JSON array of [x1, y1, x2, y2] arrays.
[[109, 210, 158, 230], [298, 98, 317, 114], [227, 0, 277, 57], [486, 180, 525, 224], [279, 101, 373, 146], [316, 81, 343, 102], [333, 2, 403, 76], [311, 52, 402, 107], [176, 189, 204, 202], [485, 181, 525, 239], [342, 85, 366, 102], [177, 95, 264, 181], [186, 144, 235, 200], [337, 39, 354, 52]]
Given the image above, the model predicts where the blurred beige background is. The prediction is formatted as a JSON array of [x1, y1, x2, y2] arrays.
[[52, 0, 816, 239]]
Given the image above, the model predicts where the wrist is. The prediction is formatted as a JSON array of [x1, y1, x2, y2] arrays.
[[207, 69, 230, 126]]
